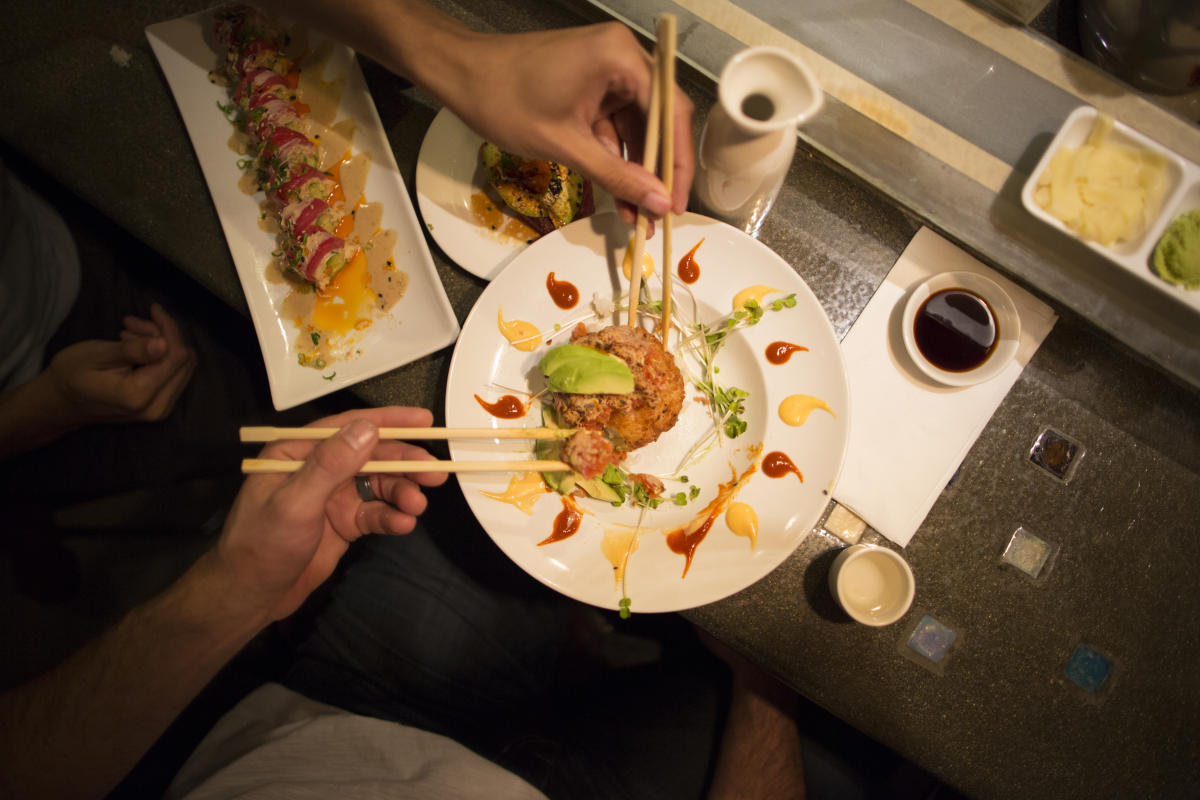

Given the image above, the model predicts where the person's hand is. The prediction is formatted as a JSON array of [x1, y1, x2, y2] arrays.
[[44, 303, 195, 427], [212, 406, 447, 621], [445, 22, 694, 224], [261, 2, 692, 223]]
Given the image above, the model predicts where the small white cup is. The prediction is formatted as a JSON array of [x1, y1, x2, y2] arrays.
[[828, 544, 915, 626]]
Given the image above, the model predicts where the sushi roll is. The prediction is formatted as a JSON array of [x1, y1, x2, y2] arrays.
[[213, 4, 281, 51], [284, 230, 355, 289], [214, 5, 375, 296], [226, 38, 292, 83], [268, 164, 336, 208], [245, 95, 302, 143], [259, 128, 319, 189], [280, 197, 338, 239], [233, 67, 290, 111]]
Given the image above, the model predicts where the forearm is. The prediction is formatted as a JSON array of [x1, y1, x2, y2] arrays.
[[0, 551, 269, 799], [0, 372, 79, 458], [258, 0, 481, 110]]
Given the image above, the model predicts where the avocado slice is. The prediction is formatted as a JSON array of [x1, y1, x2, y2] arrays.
[[539, 344, 634, 395], [536, 406, 624, 503], [575, 475, 623, 504]]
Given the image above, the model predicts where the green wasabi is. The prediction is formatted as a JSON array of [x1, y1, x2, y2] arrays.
[[1152, 209, 1200, 290]]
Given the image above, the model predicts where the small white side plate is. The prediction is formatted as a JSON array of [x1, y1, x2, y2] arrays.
[[415, 107, 614, 281]]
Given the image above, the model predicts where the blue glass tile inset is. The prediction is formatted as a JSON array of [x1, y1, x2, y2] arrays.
[[908, 614, 958, 663], [1065, 645, 1113, 694]]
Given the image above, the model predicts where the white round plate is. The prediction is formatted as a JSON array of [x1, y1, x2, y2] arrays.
[[415, 107, 614, 281], [445, 212, 850, 612]]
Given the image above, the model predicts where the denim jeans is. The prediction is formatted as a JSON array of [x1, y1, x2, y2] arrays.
[[282, 486, 726, 800]]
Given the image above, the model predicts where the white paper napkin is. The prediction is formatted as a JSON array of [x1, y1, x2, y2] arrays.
[[833, 227, 1057, 547]]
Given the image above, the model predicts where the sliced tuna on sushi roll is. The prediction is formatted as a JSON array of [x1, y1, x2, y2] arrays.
[[259, 128, 319, 188], [279, 197, 338, 239], [245, 95, 302, 143], [268, 164, 336, 207], [284, 230, 355, 289], [233, 67, 290, 111], [226, 38, 292, 83]]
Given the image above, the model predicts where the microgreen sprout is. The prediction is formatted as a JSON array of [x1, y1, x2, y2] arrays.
[[685, 294, 796, 446]]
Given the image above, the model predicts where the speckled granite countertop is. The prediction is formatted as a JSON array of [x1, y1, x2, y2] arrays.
[[2, 1, 1198, 797]]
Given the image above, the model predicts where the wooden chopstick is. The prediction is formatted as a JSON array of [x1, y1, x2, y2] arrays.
[[240, 426, 574, 442], [626, 36, 664, 329], [242, 459, 571, 474], [658, 14, 677, 350]]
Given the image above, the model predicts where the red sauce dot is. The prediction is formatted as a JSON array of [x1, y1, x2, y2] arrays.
[[474, 393, 527, 419], [765, 341, 808, 365], [678, 238, 704, 284], [540, 496, 582, 545], [546, 271, 579, 309], [763, 451, 803, 481]]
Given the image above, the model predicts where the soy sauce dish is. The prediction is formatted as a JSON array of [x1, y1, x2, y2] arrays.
[[900, 271, 1021, 387]]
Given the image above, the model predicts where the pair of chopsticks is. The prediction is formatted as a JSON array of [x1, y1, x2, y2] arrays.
[[240, 426, 572, 474], [626, 14, 677, 351]]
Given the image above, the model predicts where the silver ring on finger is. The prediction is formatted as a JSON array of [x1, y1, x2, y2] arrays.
[[355, 475, 378, 503]]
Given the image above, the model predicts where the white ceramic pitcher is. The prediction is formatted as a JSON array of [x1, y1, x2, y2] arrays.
[[694, 46, 824, 236]]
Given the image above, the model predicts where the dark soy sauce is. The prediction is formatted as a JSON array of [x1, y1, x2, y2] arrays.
[[742, 93, 775, 121], [913, 289, 997, 372]]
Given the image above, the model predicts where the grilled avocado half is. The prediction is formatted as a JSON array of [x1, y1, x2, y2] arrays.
[[480, 143, 587, 233]]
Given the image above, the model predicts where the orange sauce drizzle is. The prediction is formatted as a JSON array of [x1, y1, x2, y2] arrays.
[[469, 191, 539, 241], [312, 250, 371, 333], [666, 446, 762, 577]]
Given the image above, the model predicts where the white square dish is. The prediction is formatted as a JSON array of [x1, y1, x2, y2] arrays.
[[147, 10, 460, 409], [1021, 105, 1200, 315]]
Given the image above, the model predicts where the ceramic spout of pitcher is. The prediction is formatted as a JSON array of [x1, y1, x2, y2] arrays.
[[694, 46, 824, 237]]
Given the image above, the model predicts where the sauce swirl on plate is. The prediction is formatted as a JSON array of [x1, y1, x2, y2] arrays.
[[545, 271, 579, 309], [540, 495, 584, 545], [678, 238, 704, 284], [762, 451, 803, 481], [474, 394, 527, 419], [765, 341, 808, 364]]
